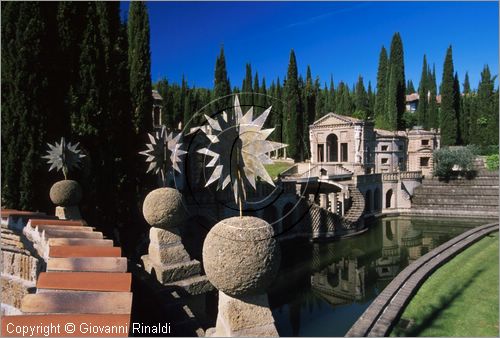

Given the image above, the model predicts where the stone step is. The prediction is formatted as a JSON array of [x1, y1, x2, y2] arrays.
[[49, 246, 121, 258], [142, 255, 201, 283], [1, 314, 130, 337], [412, 198, 498, 206], [48, 238, 114, 247], [47, 257, 127, 272], [34, 224, 94, 232], [40, 229, 103, 239], [413, 188, 499, 197], [1, 210, 49, 218], [37, 272, 131, 292], [21, 291, 132, 314], [29, 219, 85, 227], [422, 179, 498, 187], [411, 204, 498, 211]]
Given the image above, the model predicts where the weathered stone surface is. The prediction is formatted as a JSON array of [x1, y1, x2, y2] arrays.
[[207, 292, 278, 337], [142, 255, 201, 284], [202, 216, 281, 297], [143, 187, 186, 229], [165, 275, 214, 295], [55, 206, 82, 220], [149, 227, 182, 244], [148, 242, 191, 265], [49, 180, 82, 206]]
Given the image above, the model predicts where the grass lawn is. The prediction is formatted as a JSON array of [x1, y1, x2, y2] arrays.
[[391, 232, 499, 337], [264, 161, 293, 179]]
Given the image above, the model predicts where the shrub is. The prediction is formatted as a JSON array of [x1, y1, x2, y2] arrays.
[[433, 147, 476, 178], [486, 154, 499, 171]]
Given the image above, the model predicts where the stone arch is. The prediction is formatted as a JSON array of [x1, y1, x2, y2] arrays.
[[385, 189, 393, 209], [365, 190, 372, 213], [326, 133, 338, 162], [374, 188, 381, 211]]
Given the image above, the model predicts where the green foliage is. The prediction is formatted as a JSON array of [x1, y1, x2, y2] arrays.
[[374, 46, 388, 128], [386, 33, 406, 130], [433, 147, 475, 178], [128, 1, 152, 135], [439, 46, 459, 146], [354, 75, 369, 119], [486, 154, 499, 171], [213, 47, 231, 112], [416, 55, 429, 128], [283, 49, 302, 160]]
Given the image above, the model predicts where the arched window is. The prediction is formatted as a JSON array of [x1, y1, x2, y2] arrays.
[[326, 134, 338, 162], [385, 189, 393, 209]]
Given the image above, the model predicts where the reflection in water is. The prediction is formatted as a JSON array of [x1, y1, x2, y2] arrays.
[[268, 216, 487, 336]]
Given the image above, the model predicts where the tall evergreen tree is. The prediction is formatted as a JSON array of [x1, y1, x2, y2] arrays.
[[474, 65, 498, 146], [406, 80, 415, 94], [453, 72, 462, 144], [303, 66, 316, 154], [374, 46, 389, 128], [213, 46, 231, 112], [128, 1, 152, 134], [427, 64, 439, 129], [314, 78, 324, 121], [439, 46, 458, 145], [367, 81, 375, 118], [461, 72, 472, 144], [241, 63, 253, 106], [354, 75, 369, 119], [386, 33, 406, 130], [253, 71, 260, 111], [283, 50, 302, 160], [416, 55, 429, 128]]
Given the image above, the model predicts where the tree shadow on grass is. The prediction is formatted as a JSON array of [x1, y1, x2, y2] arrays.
[[395, 267, 486, 337]]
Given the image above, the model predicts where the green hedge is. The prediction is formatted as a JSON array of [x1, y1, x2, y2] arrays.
[[486, 154, 499, 171]]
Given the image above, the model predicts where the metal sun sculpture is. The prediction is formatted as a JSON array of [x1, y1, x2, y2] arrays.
[[42, 137, 86, 179], [197, 95, 287, 215], [139, 125, 187, 186]]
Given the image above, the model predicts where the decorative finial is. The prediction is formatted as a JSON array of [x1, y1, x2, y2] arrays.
[[139, 125, 187, 187], [42, 137, 85, 179], [197, 95, 287, 216]]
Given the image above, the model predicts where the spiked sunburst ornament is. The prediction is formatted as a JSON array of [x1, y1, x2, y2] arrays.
[[197, 95, 287, 216], [42, 137, 86, 179], [139, 126, 187, 186]]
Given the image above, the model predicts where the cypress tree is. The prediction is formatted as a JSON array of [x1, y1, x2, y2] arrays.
[[303, 66, 316, 154], [416, 55, 429, 128], [475, 65, 498, 146], [374, 46, 389, 128], [284, 50, 302, 160], [439, 46, 458, 145], [128, 1, 152, 135], [241, 63, 253, 106], [427, 64, 439, 129], [406, 80, 415, 94], [461, 72, 472, 144], [314, 77, 323, 121], [453, 72, 462, 144], [1, 2, 57, 209], [253, 71, 260, 111], [386, 33, 406, 130], [213, 47, 231, 112], [354, 75, 369, 119], [367, 81, 375, 119]]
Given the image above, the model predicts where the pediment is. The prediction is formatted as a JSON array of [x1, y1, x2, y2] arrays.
[[313, 113, 360, 127]]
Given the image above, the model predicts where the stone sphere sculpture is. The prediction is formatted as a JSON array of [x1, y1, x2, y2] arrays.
[[202, 216, 281, 297], [49, 180, 82, 206], [142, 187, 185, 229]]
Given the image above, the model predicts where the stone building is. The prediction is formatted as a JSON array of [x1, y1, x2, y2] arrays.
[[152, 89, 163, 128], [309, 113, 440, 175]]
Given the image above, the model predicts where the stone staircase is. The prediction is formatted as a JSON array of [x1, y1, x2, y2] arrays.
[[343, 185, 366, 227], [410, 169, 499, 218], [1, 212, 133, 336]]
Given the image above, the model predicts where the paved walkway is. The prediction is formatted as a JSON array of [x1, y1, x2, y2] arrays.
[[346, 222, 499, 337]]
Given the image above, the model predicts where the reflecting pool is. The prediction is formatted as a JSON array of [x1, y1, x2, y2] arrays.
[[268, 216, 490, 336]]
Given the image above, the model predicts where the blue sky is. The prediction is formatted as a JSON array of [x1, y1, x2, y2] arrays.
[[121, 1, 498, 91]]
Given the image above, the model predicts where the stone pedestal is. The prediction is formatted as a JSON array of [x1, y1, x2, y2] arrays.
[[142, 227, 212, 295], [55, 206, 82, 220], [206, 292, 278, 337]]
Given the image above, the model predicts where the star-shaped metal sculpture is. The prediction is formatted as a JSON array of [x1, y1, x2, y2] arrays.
[[42, 137, 86, 179], [197, 95, 287, 209], [139, 125, 186, 186]]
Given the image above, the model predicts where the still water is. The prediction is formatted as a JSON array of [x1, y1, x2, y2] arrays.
[[268, 216, 489, 336]]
